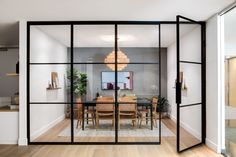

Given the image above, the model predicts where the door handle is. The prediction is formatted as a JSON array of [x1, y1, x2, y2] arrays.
[[176, 82, 182, 104]]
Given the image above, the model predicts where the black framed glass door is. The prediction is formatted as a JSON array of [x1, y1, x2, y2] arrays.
[[176, 15, 206, 152]]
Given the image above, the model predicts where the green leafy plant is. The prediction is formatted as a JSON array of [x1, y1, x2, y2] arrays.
[[157, 95, 169, 113], [67, 69, 87, 96], [77, 73, 87, 96], [150, 95, 169, 113]]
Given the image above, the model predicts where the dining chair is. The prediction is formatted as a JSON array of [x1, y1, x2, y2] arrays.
[[96, 97, 115, 129], [118, 96, 138, 129], [138, 97, 159, 128], [76, 98, 96, 129]]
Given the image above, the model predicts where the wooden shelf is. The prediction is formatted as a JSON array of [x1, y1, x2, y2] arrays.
[[0, 106, 19, 112], [6, 73, 19, 76], [46, 87, 62, 90]]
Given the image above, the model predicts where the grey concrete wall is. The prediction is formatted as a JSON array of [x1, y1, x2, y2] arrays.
[[72, 47, 167, 99], [0, 49, 19, 97]]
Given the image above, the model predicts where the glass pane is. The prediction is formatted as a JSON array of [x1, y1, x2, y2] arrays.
[[179, 23, 201, 63], [73, 25, 115, 63], [118, 25, 159, 63], [224, 7, 236, 156], [225, 57, 236, 156], [180, 63, 202, 106], [179, 105, 202, 150], [117, 64, 161, 142], [30, 103, 71, 142], [30, 65, 70, 103], [30, 25, 70, 63], [73, 102, 115, 143], [116, 64, 159, 98], [73, 64, 115, 102], [72, 64, 115, 142]]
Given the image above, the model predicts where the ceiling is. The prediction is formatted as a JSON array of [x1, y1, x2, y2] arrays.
[[224, 6, 236, 55], [0, 0, 234, 46], [36, 24, 198, 47]]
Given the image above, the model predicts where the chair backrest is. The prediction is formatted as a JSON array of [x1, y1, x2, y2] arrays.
[[152, 97, 158, 112], [76, 98, 82, 117], [96, 97, 114, 112], [118, 97, 137, 112]]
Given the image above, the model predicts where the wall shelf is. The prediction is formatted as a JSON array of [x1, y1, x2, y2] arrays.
[[6, 73, 19, 76], [46, 87, 62, 90]]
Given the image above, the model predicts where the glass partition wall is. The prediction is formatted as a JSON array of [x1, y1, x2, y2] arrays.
[[27, 21, 205, 146], [28, 23, 161, 144]]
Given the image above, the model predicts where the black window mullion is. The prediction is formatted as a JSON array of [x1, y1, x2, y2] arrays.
[[115, 24, 118, 143], [158, 24, 162, 144], [70, 24, 74, 143], [27, 24, 31, 143]]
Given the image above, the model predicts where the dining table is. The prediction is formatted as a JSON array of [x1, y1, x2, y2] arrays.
[[81, 98, 155, 130]]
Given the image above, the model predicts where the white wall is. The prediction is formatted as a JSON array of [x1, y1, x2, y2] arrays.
[[0, 112, 19, 144], [205, 15, 221, 152], [29, 27, 68, 141], [167, 26, 202, 141], [18, 20, 27, 145]]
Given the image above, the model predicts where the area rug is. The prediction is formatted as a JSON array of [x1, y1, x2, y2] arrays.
[[58, 120, 175, 137]]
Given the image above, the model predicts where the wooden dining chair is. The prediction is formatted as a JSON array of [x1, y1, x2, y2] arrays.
[[138, 97, 159, 128], [118, 96, 138, 129], [96, 97, 115, 129], [76, 98, 96, 129]]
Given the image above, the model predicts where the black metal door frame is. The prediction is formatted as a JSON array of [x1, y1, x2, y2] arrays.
[[176, 15, 206, 152], [26, 20, 205, 147]]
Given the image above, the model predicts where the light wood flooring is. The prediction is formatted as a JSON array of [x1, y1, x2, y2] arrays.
[[32, 118, 200, 148], [0, 118, 222, 157], [0, 140, 222, 157]]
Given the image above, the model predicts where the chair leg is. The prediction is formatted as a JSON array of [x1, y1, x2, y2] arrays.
[[92, 114, 95, 128], [96, 116, 99, 129], [155, 118, 158, 128], [134, 119, 137, 129], [76, 120, 79, 128], [118, 115, 120, 130], [111, 117, 114, 130], [139, 118, 142, 128]]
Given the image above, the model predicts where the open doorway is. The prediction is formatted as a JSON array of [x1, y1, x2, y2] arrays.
[[220, 5, 236, 157]]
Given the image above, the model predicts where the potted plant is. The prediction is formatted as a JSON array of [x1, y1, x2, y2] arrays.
[[157, 95, 169, 117], [67, 69, 88, 101]]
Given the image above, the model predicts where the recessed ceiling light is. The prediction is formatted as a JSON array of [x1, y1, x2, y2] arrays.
[[100, 35, 135, 42]]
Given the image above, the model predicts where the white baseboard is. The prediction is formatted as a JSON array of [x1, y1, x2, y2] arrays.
[[18, 137, 28, 146], [0, 140, 18, 144], [170, 114, 201, 140], [30, 114, 65, 141], [205, 138, 219, 153]]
